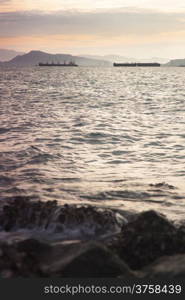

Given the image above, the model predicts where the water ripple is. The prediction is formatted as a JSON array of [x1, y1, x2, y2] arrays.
[[1, 66, 185, 220]]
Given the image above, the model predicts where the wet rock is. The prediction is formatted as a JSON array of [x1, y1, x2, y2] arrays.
[[0, 198, 124, 239], [1, 200, 185, 278], [17, 238, 51, 257], [113, 210, 185, 270], [0, 197, 57, 231], [0, 239, 50, 278], [55, 204, 123, 238], [59, 242, 135, 278], [39, 240, 86, 275], [143, 254, 185, 279], [39, 240, 135, 278], [0, 239, 135, 278], [0, 243, 22, 277]]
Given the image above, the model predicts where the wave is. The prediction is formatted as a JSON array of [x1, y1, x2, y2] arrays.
[[0, 197, 128, 242]]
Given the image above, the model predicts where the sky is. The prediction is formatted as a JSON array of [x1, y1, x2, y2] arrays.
[[1, 0, 185, 58]]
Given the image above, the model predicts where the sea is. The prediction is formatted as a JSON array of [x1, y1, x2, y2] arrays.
[[0, 66, 185, 222]]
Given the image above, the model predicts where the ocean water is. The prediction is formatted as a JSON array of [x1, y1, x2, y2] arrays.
[[0, 66, 185, 220]]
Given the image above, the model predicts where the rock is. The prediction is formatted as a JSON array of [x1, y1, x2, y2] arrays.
[[55, 204, 123, 238], [0, 238, 52, 278], [0, 197, 57, 231], [17, 238, 51, 258], [0, 238, 135, 278], [1, 202, 185, 278], [40, 240, 135, 278], [39, 240, 86, 275], [0, 242, 22, 278], [0, 199, 124, 239], [0, 269, 14, 278], [143, 254, 185, 279], [176, 225, 185, 251], [60, 242, 135, 278], [113, 210, 185, 270]]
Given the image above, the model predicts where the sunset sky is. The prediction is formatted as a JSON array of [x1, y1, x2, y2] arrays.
[[1, 0, 185, 58]]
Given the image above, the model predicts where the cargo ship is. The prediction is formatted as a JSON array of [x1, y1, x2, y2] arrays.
[[38, 61, 78, 67], [113, 62, 160, 67]]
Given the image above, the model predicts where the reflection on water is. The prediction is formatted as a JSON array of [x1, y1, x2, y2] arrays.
[[0, 66, 185, 220]]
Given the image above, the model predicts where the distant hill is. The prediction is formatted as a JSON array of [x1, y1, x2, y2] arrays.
[[165, 59, 185, 67], [81, 54, 169, 64], [2, 50, 111, 67], [0, 50, 169, 67], [0, 49, 24, 62]]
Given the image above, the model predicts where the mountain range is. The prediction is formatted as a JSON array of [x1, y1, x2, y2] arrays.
[[0, 50, 111, 67], [165, 59, 185, 67], [0, 49, 184, 67]]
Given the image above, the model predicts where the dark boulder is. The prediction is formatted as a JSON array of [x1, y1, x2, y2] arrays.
[[0, 238, 51, 278], [0, 239, 135, 278], [143, 254, 185, 279], [113, 210, 185, 269], [60, 242, 135, 278], [0, 197, 57, 231]]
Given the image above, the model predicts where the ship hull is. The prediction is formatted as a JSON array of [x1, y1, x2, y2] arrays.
[[38, 63, 78, 67], [113, 63, 160, 67]]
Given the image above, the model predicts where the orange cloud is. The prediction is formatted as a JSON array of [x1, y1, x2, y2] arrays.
[[1, 30, 185, 53], [0, 0, 27, 12], [0, 34, 100, 51]]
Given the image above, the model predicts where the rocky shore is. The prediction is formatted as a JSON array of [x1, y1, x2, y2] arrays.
[[0, 197, 185, 278]]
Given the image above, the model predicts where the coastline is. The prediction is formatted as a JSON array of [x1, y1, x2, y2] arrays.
[[0, 197, 185, 278]]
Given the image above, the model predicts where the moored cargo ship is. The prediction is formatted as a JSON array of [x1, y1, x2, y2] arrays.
[[113, 62, 160, 67], [38, 61, 78, 67]]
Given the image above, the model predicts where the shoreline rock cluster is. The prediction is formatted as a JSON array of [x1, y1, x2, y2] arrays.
[[0, 198, 185, 278]]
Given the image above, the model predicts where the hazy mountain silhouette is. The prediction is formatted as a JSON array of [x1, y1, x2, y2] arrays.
[[165, 59, 185, 66], [0, 49, 24, 62], [81, 54, 169, 64], [1, 50, 111, 66], [81, 54, 135, 62], [0, 50, 172, 66]]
